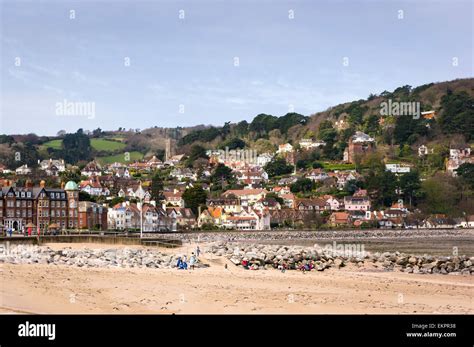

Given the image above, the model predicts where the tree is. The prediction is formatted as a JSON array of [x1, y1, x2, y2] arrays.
[[393, 115, 428, 145], [220, 138, 246, 150], [150, 173, 164, 202], [221, 121, 231, 137], [290, 178, 316, 193], [439, 90, 474, 141], [420, 174, 460, 215], [234, 120, 249, 137], [79, 191, 95, 202], [185, 145, 208, 167], [92, 128, 103, 137], [109, 196, 125, 207], [182, 185, 208, 215], [344, 179, 363, 195], [365, 170, 398, 207], [264, 157, 294, 177], [265, 192, 284, 205], [62, 129, 92, 164], [364, 114, 379, 136], [211, 163, 234, 185], [59, 170, 80, 183], [456, 163, 474, 189], [318, 121, 338, 160], [399, 171, 421, 206]]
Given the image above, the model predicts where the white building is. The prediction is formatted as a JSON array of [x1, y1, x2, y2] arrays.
[[38, 159, 66, 176], [15, 164, 32, 175], [299, 139, 326, 150], [256, 153, 273, 167], [385, 163, 411, 174], [277, 143, 294, 154]]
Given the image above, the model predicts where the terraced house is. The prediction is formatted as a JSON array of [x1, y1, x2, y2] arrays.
[[0, 180, 79, 232]]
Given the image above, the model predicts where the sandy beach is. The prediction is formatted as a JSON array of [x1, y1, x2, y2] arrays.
[[1, 242, 473, 314]]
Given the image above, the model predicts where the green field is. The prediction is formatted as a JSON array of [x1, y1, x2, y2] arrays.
[[42, 138, 126, 152], [322, 163, 356, 171], [90, 138, 126, 151], [42, 139, 63, 150], [96, 151, 143, 165]]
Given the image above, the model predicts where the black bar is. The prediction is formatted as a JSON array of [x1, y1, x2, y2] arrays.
[[0, 314, 472, 346]]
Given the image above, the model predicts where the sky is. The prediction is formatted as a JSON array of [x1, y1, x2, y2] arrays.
[[0, 0, 472, 135]]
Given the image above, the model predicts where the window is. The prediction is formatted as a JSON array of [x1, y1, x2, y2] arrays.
[[16, 200, 20, 207], [51, 201, 55, 208]]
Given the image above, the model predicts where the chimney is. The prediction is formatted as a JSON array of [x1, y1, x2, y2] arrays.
[[61, 181, 65, 189], [25, 180, 33, 188], [40, 180, 45, 188]]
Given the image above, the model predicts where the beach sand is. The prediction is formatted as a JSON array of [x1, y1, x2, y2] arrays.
[[1, 243, 473, 314]]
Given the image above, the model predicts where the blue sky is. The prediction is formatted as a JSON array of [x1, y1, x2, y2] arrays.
[[1, 0, 472, 135]]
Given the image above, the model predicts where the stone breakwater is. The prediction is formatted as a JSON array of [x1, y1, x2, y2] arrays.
[[0, 245, 207, 269], [206, 242, 474, 275], [2, 243, 473, 275], [155, 229, 473, 243]]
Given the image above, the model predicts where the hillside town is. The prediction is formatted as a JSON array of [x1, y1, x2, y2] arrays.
[[1, 126, 473, 235]]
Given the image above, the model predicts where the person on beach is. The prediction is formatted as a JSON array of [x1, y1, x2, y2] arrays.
[[189, 252, 197, 270], [8, 228, 13, 237], [27, 227, 32, 237], [241, 258, 249, 269], [196, 246, 200, 257], [176, 257, 183, 269]]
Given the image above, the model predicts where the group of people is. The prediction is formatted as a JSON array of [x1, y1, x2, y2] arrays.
[[297, 261, 315, 273], [2, 227, 39, 238], [176, 246, 200, 270], [240, 258, 259, 270]]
